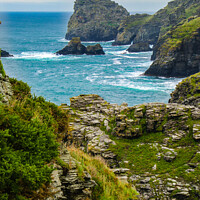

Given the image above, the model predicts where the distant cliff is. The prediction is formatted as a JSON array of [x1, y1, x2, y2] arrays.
[[65, 0, 129, 41], [114, 0, 200, 46], [145, 16, 200, 77]]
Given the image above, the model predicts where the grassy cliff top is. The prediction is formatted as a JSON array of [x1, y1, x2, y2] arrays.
[[157, 16, 200, 57]]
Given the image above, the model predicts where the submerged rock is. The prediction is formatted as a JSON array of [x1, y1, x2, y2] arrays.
[[65, 0, 129, 41], [127, 42, 152, 52]]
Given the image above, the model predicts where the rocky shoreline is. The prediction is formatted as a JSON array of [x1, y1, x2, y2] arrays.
[[56, 72, 200, 199]]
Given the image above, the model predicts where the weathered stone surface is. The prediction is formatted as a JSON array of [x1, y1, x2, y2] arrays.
[[127, 42, 152, 52], [65, 0, 129, 41], [61, 92, 200, 199], [48, 148, 96, 200], [0, 74, 13, 104]]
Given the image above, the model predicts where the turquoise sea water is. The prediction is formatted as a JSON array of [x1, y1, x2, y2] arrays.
[[0, 12, 182, 106]]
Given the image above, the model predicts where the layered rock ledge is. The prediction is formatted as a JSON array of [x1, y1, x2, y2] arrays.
[[61, 89, 200, 199]]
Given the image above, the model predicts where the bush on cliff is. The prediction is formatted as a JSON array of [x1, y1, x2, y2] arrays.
[[0, 78, 69, 199]]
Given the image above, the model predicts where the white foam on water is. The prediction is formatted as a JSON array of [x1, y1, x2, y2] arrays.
[[112, 58, 122, 65], [12, 52, 82, 61], [58, 38, 69, 43]]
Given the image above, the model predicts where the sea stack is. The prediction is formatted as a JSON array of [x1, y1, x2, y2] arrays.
[[56, 37, 105, 55], [65, 0, 129, 41]]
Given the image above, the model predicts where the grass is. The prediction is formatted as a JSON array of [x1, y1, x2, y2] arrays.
[[68, 146, 138, 200], [0, 60, 6, 78], [159, 17, 200, 56]]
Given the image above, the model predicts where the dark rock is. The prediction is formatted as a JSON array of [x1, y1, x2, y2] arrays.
[[145, 17, 200, 77], [112, 14, 151, 46], [56, 37, 86, 55], [86, 44, 105, 55], [65, 0, 129, 41], [127, 42, 152, 52], [56, 38, 105, 56], [1, 50, 13, 57]]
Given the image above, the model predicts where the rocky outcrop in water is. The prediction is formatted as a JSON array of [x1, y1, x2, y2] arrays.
[[86, 44, 105, 55], [145, 17, 200, 77], [65, 0, 129, 41], [56, 37, 86, 55], [1, 50, 13, 57], [56, 38, 105, 55], [169, 72, 200, 108], [127, 42, 152, 53]]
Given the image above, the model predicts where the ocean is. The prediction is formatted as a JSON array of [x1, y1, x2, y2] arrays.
[[0, 12, 182, 106]]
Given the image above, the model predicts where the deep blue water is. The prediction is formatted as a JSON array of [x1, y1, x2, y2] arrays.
[[0, 12, 182, 106]]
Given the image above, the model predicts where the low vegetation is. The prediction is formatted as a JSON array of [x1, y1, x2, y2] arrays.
[[0, 65, 69, 199], [68, 146, 138, 200]]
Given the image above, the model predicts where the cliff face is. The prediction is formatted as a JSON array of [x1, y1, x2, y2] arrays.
[[169, 72, 200, 108], [145, 17, 200, 77], [65, 0, 129, 41], [114, 0, 200, 46]]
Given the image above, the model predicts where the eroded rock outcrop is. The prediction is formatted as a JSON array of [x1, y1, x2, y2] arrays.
[[0, 61, 13, 104], [56, 38, 105, 55], [48, 147, 96, 200], [169, 72, 200, 108], [61, 93, 200, 199], [65, 0, 129, 41], [145, 17, 200, 77]]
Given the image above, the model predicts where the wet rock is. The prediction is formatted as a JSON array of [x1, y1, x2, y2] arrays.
[[127, 42, 152, 52], [86, 44, 105, 55], [1, 50, 13, 57]]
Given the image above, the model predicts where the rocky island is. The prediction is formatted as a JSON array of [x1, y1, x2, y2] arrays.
[[65, 0, 129, 41], [56, 37, 105, 55]]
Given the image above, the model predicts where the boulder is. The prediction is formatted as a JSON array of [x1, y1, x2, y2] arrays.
[[56, 37, 86, 55], [127, 42, 152, 52], [86, 44, 105, 55]]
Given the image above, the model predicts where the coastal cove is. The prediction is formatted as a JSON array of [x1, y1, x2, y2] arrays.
[[0, 12, 182, 106]]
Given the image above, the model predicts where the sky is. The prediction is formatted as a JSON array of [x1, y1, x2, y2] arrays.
[[0, 0, 172, 12]]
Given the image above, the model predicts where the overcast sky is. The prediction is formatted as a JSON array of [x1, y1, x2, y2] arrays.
[[0, 0, 172, 12]]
